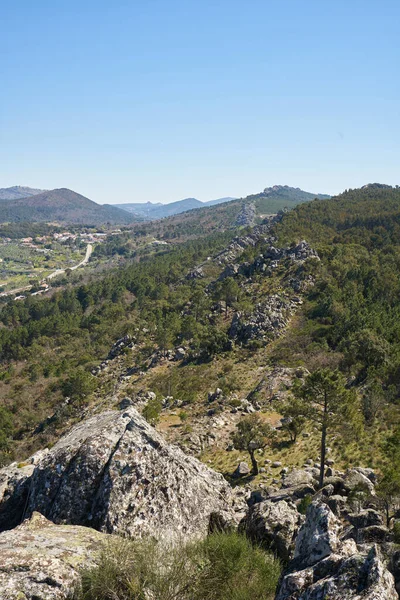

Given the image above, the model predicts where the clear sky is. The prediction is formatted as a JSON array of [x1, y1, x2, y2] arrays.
[[1, 0, 399, 204]]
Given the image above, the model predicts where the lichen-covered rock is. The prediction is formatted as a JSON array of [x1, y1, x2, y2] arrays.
[[344, 468, 376, 496], [294, 501, 341, 567], [276, 544, 398, 600], [0, 462, 35, 532], [281, 468, 316, 489], [0, 512, 105, 600], [0, 408, 242, 542], [240, 499, 303, 561]]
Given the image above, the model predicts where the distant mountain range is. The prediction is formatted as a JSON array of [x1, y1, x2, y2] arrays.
[[0, 188, 135, 225], [0, 186, 47, 200], [115, 197, 237, 220], [0, 184, 330, 226]]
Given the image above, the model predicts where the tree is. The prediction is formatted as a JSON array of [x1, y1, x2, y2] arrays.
[[231, 414, 274, 475], [361, 380, 387, 425], [278, 398, 306, 443], [292, 369, 361, 487], [62, 369, 97, 403], [0, 406, 13, 454], [376, 426, 400, 526]]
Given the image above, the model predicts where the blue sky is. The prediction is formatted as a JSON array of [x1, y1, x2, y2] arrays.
[[1, 0, 399, 204]]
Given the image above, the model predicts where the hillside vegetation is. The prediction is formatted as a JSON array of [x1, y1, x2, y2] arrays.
[[0, 184, 398, 488], [0, 188, 136, 225]]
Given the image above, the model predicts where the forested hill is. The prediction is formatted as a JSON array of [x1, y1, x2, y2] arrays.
[[129, 185, 330, 240], [274, 183, 400, 392], [0, 182, 399, 498], [0, 188, 136, 225], [276, 183, 400, 247]]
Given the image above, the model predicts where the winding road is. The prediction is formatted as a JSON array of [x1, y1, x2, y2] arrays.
[[0, 244, 93, 298]]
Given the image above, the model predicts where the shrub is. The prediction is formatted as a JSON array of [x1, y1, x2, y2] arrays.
[[298, 494, 312, 515], [393, 521, 400, 545], [142, 397, 162, 425], [78, 532, 280, 600]]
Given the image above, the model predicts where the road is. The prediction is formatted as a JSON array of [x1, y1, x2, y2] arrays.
[[46, 244, 93, 280], [0, 244, 93, 298]]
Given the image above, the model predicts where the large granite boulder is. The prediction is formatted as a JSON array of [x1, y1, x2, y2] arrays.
[[240, 499, 303, 561], [276, 500, 397, 600], [0, 512, 105, 599], [0, 407, 242, 542], [294, 501, 341, 567], [276, 544, 398, 600]]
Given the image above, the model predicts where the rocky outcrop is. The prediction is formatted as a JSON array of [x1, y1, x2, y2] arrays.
[[0, 462, 35, 532], [276, 501, 398, 600], [235, 202, 256, 226], [241, 499, 303, 561], [276, 544, 398, 600], [0, 512, 105, 600], [0, 407, 243, 542], [229, 295, 300, 342], [294, 501, 341, 567]]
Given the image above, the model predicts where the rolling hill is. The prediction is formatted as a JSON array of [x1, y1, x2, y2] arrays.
[[115, 196, 237, 220], [0, 188, 136, 225], [0, 186, 46, 200]]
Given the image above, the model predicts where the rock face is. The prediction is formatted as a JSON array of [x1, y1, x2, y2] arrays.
[[294, 501, 341, 567], [0, 407, 242, 542], [0, 462, 35, 532], [0, 512, 105, 600], [276, 544, 398, 600], [240, 499, 303, 561], [276, 501, 398, 600]]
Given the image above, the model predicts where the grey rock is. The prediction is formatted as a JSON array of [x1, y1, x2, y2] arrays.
[[357, 525, 390, 544], [0, 408, 241, 542], [281, 468, 315, 489], [327, 494, 348, 516], [344, 469, 376, 496], [0, 512, 105, 600], [347, 509, 383, 529], [174, 347, 186, 361], [233, 461, 251, 478], [0, 462, 35, 532], [276, 544, 397, 600], [241, 499, 303, 561], [294, 502, 340, 568], [353, 466, 377, 484]]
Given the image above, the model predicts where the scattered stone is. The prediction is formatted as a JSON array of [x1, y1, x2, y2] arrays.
[[233, 462, 251, 478]]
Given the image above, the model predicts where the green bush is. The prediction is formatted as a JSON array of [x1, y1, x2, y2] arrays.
[[78, 532, 280, 600], [142, 397, 162, 425], [298, 494, 312, 515], [393, 521, 400, 545]]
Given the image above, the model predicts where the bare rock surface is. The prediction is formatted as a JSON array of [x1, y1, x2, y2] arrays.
[[0, 407, 242, 542], [276, 501, 398, 600], [276, 544, 398, 600], [294, 501, 341, 567], [240, 499, 303, 561], [0, 512, 104, 600]]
